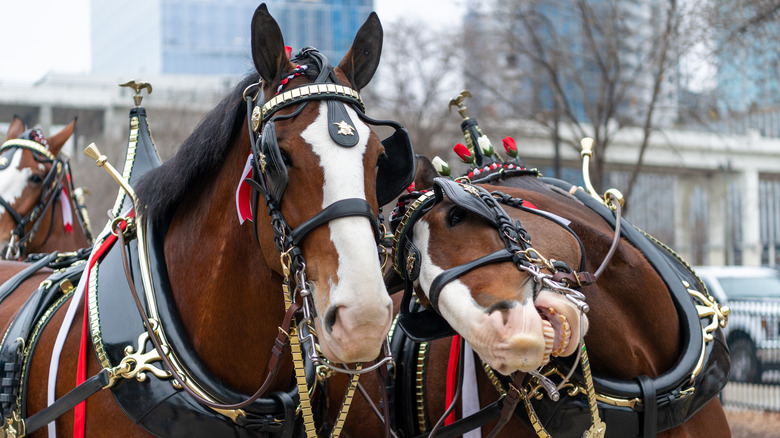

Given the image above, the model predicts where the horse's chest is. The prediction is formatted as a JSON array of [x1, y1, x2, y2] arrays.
[[89, 232, 297, 437]]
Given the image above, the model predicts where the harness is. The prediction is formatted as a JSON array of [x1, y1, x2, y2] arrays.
[[0, 133, 92, 259], [388, 177, 601, 437], [0, 47, 417, 437], [386, 169, 730, 438]]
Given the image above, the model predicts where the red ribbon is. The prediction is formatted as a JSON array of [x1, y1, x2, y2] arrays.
[[445, 335, 462, 425]]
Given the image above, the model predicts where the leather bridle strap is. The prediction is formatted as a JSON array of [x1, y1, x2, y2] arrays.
[[289, 198, 381, 246], [427, 250, 516, 313], [0, 197, 23, 225], [116, 227, 298, 412]]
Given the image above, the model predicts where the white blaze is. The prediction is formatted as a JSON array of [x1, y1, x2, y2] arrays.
[[300, 101, 388, 309], [0, 150, 32, 216]]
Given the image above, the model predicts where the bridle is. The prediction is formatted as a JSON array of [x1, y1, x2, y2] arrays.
[[242, 47, 414, 377], [389, 177, 616, 437], [238, 47, 414, 436], [391, 178, 592, 341], [0, 138, 67, 259]]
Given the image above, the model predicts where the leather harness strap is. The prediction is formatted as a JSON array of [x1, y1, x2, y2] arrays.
[[486, 374, 524, 438], [0, 252, 58, 305], [636, 374, 657, 438], [24, 369, 110, 436]]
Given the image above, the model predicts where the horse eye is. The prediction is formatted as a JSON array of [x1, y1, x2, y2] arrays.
[[447, 206, 467, 227], [29, 174, 43, 184]]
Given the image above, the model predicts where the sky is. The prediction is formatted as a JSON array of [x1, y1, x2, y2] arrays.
[[0, 0, 464, 84]]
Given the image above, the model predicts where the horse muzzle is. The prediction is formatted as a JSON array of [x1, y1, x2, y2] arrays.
[[315, 296, 393, 363]]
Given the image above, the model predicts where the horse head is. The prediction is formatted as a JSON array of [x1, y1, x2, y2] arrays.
[[248, 5, 396, 364], [392, 156, 587, 375], [0, 117, 76, 258]]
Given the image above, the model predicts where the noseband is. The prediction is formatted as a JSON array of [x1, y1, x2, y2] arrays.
[[0, 138, 66, 259]]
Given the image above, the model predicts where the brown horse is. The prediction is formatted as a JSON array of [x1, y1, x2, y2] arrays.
[[342, 156, 730, 437], [0, 4, 411, 437], [0, 117, 91, 258]]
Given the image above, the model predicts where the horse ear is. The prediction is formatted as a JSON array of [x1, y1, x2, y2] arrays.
[[46, 118, 76, 156], [337, 12, 382, 90], [6, 116, 25, 140], [414, 155, 438, 190], [250, 3, 293, 86]]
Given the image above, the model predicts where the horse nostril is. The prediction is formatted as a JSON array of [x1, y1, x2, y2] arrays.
[[486, 300, 515, 325], [323, 306, 339, 334]]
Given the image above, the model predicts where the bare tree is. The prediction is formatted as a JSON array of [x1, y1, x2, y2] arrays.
[[362, 19, 464, 157], [700, 0, 780, 115], [463, 0, 687, 200]]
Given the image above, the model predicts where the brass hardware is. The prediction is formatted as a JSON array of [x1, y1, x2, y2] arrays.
[[519, 387, 552, 438], [0, 411, 25, 438], [580, 138, 625, 210], [580, 344, 607, 437], [260, 84, 365, 121], [251, 106, 262, 132], [405, 253, 416, 278], [105, 321, 172, 388], [257, 152, 267, 173], [316, 364, 335, 382], [333, 121, 355, 136], [415, 342, 429, 433], [392, 191, 436, 276], [119, 80, 153, 107], [111, 116, 139, 217], [579, 138, 603, 203], [448, 90, 473, 120], [58, 278, 74, 295], [330, 363, 362, 437], [84, 143, 138, 207]]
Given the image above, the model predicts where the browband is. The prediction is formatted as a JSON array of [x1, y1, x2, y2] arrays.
[[0, 139, 56, 161], [254, 84, 365, 129]]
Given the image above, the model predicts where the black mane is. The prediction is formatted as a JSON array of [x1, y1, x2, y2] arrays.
[[135, 73, 259, 223]]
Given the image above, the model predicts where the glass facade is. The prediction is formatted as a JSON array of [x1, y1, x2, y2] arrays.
[[93, 0, 374, 76]]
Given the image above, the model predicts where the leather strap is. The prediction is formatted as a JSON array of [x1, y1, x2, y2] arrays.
[[289, 198, 380, 246], [0, 197, 22, 225], [636, 375, 657, 438], [24, 369, 110, 435], [0, 252, 58, 305], [486, 374, 523, 438], [427, 250, 513, 312]]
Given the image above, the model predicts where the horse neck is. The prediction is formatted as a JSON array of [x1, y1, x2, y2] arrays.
[[162, 129, 290, 394]]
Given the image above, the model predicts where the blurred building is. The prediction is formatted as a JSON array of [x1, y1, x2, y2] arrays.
[[91, 0, 374, 76], [461, 0, 678, 127]]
